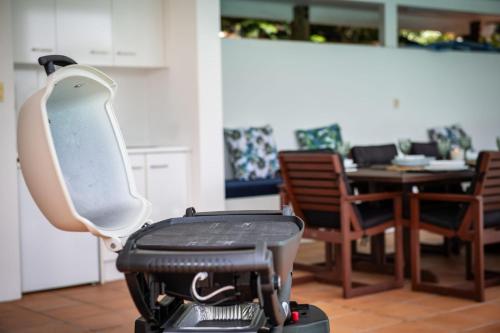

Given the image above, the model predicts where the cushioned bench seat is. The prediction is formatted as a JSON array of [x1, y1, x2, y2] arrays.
[[225, 177, 282, 199]]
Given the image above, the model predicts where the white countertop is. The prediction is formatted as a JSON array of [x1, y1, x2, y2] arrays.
[[127, 146, 190, 154]]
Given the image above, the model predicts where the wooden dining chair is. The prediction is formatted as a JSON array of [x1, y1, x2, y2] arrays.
[[410, 151, 500, 301], [410, 141, 440, 158], [279, 151, 404, 298], [350, 144, 398, 167]]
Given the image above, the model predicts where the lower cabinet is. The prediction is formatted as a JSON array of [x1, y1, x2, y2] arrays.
[[146, 152, 190, 221], [18, 171, 100, 292], [99, 147, 190, 282]]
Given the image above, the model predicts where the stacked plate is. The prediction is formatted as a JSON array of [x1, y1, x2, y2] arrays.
[[424, 160, 468, 171], [344, 158, 358, 173], [392, 155, 432, 167]]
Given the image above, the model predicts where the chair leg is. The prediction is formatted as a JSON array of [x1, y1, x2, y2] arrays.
[[325, 242, 333, 271], [334, 244, 342, 280], [341, 235, 352, 298], [473, 237, 485, 302], [410, 198, 421, 288], [465, 242, 473, 280], [473, 200, 485, 302], [340, 203, 352, 298], [394, 223, 404, 287]]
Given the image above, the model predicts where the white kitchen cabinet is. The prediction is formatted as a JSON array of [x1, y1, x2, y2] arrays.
[[18, 171, 99, 292], [56, 0, 113, 66], [12, 0, 166, 68], [112, 0, 165, 67], [129, 153, 147, 197], [12, 0, 57, 64], [147, 152, 189, 221]]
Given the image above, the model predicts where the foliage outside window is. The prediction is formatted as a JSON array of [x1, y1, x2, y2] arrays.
[[399, 24, 500, 51], [399, 29, 456, 46], [220, 17, 379, 45]]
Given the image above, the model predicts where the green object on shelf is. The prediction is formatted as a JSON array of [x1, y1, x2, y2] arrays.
[[398, 138, 412, 155], [496, 136, 500, 151], [437, 138, 451, 160], [337, 141, 351, 158]]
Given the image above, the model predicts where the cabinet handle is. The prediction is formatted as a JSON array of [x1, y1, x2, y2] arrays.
[[131, 166, 143, 170], [31, 47, 53, 52], [116, 51, 137, 56], [90, 50, 109, 55], [150, 164, 169, 169]]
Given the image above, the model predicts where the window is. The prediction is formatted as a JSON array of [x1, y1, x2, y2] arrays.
[[399, 6, 500, 52], [220, 0, 381, 46]]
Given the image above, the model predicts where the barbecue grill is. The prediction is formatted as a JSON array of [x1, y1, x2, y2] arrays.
[[17, 55, 330, 333]]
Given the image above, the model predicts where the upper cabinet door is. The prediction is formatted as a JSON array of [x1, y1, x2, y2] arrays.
[[12, 0, 57, 64], [112, 0, 165, 67], [56, 0, 113, 66]]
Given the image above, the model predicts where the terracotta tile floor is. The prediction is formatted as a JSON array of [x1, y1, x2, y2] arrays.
[[1, 241, 499, 333]]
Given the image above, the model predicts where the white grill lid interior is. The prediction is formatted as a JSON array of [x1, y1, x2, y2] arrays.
[[17, 60, 151, 251]]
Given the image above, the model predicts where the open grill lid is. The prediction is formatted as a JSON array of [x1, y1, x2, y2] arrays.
[[17, 55, 151, 251]]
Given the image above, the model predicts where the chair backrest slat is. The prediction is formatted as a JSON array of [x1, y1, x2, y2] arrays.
[[485, 178, 500, 187], [293, 187, 340, 196], [486, 169, 500, 179], [286, 162, 335, 171], [295, 195, 340, 205], [288, 171, 337, 179], [300, 202, 340, 212], [475, 151, 500, 213], [290, 179, 338, 189]]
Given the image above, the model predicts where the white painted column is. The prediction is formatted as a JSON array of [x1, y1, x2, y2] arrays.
[[0, 0, 22, 301], [195, 0, 225, 211], [380, 1, 398, 48], [165, 0, 225, 212]]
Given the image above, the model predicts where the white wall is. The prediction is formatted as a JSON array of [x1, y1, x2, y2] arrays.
[[0, 0, 22, 301], [222, 39, 500, 151], [104, 68, 170, 147]]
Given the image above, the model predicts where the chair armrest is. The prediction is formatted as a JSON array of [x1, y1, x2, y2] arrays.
[[409, 193, 478, 203], [345, 192, 402, 203]]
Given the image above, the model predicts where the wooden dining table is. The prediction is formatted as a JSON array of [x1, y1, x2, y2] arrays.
[[347, 167, 475, 186], [346, 166, 476, 280]]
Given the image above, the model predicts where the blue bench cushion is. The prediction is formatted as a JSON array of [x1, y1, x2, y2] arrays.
[[225, 177, 282, 199]]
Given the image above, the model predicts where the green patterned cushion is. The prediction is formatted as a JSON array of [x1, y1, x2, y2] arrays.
[[224, 125, 279, 181], [295, 124, 343, 150], [428, 124, 470, 147]]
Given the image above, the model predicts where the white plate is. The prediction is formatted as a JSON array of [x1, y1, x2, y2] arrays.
[[429, 160, 465, 167], [396, 155, 426, 160], [424, 165, 469, 172], [392, 157, 430, 167]]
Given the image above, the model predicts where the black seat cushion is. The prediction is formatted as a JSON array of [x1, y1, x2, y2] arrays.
[[420, 204, 500, 230], [225, 177, 282, 199], [419, 202, 466, 230], [355, 202, 394, 229], [302, 202, 394, 230], [410, 142, 440, 158], [351, 144, 398, 167], [485, 210, 500, 228], [302, 210, 341, 229]]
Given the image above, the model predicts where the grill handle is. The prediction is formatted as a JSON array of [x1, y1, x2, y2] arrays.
[[38, 55, 78, 76]]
